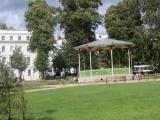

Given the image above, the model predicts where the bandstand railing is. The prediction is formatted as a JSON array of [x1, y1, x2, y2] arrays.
[[80, 68, 132, 77]]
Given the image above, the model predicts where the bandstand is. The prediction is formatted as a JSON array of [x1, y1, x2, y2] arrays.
[[74, 38, 135, 83]]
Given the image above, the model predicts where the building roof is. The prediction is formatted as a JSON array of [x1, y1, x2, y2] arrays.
[[0, 30, 31, 35], [74, 38, 134, 51]]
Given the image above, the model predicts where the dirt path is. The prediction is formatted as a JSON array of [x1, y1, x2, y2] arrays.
[[25, 79, 160, 93]]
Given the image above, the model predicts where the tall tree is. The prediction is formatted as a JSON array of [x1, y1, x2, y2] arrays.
[[0, 64, 19, 120], [52, 50, 66, 70], [25, 0, 58, 79], [0, 23, 14, 30], [140, 0, 160, 67], [10, 48, 27, 81], [105, 0, 142, 40], [35, 49, 49, 79], [60, 0, 102, 46], [59, 0, 102, 69], [61, 41, 77, 69], [0, 24, 8, 30], [105, 0, 160, 68], [10, 48, 27, 120]]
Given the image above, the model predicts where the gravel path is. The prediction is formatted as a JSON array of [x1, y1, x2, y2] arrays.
[[25, 79, 160, 93]]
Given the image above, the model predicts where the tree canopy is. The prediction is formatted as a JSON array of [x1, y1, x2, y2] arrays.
[[10, 48, 27, 78], [59, 0, 102, 69], [25, 0, 58, 78], [105, 0, 160, 68], [25, 0, 57, 52], [59, 0, 102, 46]]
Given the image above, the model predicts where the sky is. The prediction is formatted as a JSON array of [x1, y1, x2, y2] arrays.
[[0, 0, 120, 36]]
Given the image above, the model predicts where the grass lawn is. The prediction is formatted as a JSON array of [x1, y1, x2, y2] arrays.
[[26, 82, 160, 120]]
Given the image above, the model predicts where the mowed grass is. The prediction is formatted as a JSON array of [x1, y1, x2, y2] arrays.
[[26, 82, 160, 120]]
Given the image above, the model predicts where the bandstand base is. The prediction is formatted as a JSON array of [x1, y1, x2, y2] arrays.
[[78, 75, 134, 83]]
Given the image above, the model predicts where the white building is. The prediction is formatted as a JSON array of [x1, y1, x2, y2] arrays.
[[0, 30, 40, 81], [96, 34, 108, 40], [54, 35, 66, 49]]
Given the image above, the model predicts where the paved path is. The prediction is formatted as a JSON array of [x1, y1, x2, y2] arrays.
[[25, 79, 160, 93]]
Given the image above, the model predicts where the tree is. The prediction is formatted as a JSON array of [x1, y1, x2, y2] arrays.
[[105, 0, 142, 40], [0, 23, 14, 30], [25, 0, 58, 79], [35, 49, 49, 79], [0, 64, 19, 120], [105, 0, 160, 69], [53, 50, 66, 70], [61, 41, 78, 69], [59, 0, 102, 69], [60, 0, 102, 46], [10, 48, 27, 120], [140, 0, 160, 67], [10, 48, 27, 81], [0, 24, 8, 30]]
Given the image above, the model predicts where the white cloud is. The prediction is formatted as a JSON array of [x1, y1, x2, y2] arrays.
[[0, 0, 120, 35], [0, 10, 26, 30]]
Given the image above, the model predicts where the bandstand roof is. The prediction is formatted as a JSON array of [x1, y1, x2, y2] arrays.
[[75, 38, 134, 51]]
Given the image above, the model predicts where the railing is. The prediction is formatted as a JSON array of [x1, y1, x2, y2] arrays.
[[80, 68, 132, 77]]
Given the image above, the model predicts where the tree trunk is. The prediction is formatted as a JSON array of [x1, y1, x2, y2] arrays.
[[21, 83, 26, 120], [8, 88, 12, 120], [19, 71, 26, 120]]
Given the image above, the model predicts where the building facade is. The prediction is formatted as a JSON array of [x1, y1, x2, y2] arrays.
[[0, 30, 40, 81]]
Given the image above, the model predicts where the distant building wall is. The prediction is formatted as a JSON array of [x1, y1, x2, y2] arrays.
[[0, 30, 40, 81]]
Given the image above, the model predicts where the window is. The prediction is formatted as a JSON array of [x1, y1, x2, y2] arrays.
[[10, 36, 13, 41], [26, 36, 30, 41], [10, 46, 14, 52], [2, 36, 5, 40], [2, 46, 5, 52], [28, 69, 31, 76], [2, 57, 6, 63], [18, 36, 21, 41], [26, 57, 30, 65]]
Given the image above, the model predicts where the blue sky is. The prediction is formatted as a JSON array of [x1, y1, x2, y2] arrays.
[[0, 0, 120, 35]]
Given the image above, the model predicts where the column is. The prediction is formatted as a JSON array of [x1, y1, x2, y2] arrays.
[[83, 54, 85, 70], [110, 47, 114, 76], [128, 47, 131, 75], [89, 50, 92, 77], [78, 52, 81, 76]]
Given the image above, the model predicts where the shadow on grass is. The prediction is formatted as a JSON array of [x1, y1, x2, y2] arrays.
[[27, 109, 57, 120]]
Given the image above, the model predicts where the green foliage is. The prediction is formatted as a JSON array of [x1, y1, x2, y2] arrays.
[[10, 48, 27, 120], [25, 0, 59, 77], [59, 0, 102, 69], [0, 23, 14, 30], [25, 0, 56, 52], [60, 0, 102, 46], [53, 50, 66, 70], [0, 64, 20, 120], [10, 48, 27, 77], [105, 0, 142, 40], [0, 24, 8, 30], [35, 49, 49, 78], [105, 0, 160, 68], [61, 41, 78, 68]]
